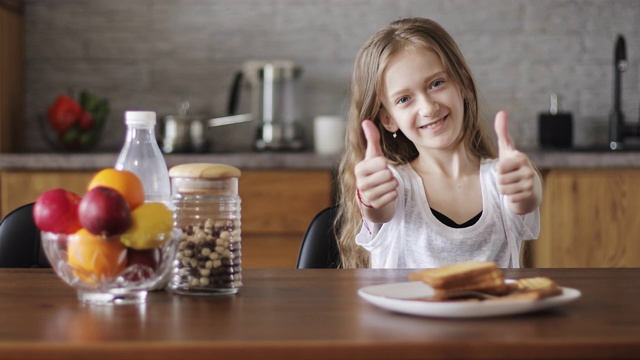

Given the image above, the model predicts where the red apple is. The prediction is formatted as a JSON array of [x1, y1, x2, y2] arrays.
[[127, 248, 160, 269], [126, 248, 161, 281], [78, 186, 132, 236], [33, 189, 82, 234]]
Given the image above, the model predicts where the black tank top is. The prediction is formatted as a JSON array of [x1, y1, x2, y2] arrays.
[[431, 208, 482, 228]]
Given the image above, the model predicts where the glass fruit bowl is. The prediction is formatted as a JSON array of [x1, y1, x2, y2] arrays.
[[41, 228, 181, 305]]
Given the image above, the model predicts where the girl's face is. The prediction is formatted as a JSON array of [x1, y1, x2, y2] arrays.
[[380, 48, 465, 153]]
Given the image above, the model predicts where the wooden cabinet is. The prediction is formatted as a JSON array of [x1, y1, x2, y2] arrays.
[[239, 170, 333, 269], [7, 167, 640, 269], [1, 171, 95, 214], [531, 169, 640, 268], [0, 169, 333, 269], [0, 1, 24, 153]]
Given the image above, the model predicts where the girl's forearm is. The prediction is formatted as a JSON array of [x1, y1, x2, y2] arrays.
[[361, 200, 396, 224]]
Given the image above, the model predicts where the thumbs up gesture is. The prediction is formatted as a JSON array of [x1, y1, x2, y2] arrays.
[[354, 120, 398, 217], [494, 111, 542, 214]]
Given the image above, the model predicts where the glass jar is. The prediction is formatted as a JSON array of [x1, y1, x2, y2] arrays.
[[168, 163, 242, 295]]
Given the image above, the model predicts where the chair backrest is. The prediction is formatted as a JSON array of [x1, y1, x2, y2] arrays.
[[297, 206, 340, 269], [0, 203, 50, 268]]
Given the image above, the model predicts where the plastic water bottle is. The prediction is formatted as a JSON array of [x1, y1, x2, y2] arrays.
[[115, 111, 171, 206]]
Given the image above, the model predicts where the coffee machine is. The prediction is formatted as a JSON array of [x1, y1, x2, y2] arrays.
[[225, 60, 304, 151]]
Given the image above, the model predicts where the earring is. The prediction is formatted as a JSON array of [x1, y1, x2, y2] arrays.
[[393, 132, 397, 139]]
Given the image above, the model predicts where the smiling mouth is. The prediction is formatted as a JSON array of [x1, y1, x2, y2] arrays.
[[420, 114, 448, 130]]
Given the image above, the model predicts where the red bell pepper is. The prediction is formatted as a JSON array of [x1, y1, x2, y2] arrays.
[[47, 95, 82, 133]]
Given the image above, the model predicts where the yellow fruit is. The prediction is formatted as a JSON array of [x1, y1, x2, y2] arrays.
[[87, 168, 145, 211], [67, 229, 127, 284], [120, 202, 173, 250]]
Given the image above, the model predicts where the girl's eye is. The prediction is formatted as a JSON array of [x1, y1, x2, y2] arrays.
[[396, 96, 410, 105], [430, 79, 444, 89]]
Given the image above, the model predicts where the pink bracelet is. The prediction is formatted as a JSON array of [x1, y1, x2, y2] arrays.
[[356, 188, 374, 209]]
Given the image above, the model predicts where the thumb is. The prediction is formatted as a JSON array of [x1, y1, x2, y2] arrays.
[[362, 120, 383, 159], [494, 110, 515, 156]]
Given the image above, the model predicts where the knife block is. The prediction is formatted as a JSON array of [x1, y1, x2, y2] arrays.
[[539, 93, 573, 149], [539, 112, 573, 149]]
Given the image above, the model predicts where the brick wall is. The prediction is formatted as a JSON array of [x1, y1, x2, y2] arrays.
[[24, 0, 640, 152]]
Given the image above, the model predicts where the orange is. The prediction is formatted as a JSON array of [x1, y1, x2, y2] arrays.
[[67, 228, 127, 284], [87, 168, 145, 210]]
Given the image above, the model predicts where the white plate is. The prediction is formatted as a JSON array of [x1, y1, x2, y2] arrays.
[[358, 281, 581, 319]]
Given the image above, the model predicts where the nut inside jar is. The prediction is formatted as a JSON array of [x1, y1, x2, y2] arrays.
[[172, 218, 242, 294]]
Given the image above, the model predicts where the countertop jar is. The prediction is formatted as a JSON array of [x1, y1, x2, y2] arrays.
[[168, 163, 242, 295]]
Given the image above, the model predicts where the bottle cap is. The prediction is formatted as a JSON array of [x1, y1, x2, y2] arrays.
[[125, 111, 156, 125]]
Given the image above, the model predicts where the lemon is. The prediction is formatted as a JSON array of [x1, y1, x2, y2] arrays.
[[120, 202, 173, 250]]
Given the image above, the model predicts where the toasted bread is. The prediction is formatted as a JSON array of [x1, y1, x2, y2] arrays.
[[409, 261, 508, 300], [407, 263, 564, 303], [482, 277, 562, 301], [408, 261, 499, 288], [431, 269, 504, 290], [513, 277, 562, 298]]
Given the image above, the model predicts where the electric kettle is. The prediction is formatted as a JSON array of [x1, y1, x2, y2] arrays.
[[223, 60, 304, 151]]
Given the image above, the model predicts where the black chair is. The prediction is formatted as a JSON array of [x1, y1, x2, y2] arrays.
[[0, 203, 50, 268], [296, 206, 340, 269]]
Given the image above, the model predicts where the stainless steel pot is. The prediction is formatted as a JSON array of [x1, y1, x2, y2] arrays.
[[159, 102, 252, 153]]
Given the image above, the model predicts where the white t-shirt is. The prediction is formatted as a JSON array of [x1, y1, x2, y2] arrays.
[[355, 158, 539, 268]]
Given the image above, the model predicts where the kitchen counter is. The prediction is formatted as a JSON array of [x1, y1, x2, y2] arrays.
[[0, 152, 341, 171], [0, 150, 638, 171], [526, 149, 640, 169]]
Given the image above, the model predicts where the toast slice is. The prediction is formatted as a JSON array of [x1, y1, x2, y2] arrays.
[[408, 261, 500, 288], [409, 261, 509, 300], [514, 277, 562, 297], [486, 277, 562, 301]]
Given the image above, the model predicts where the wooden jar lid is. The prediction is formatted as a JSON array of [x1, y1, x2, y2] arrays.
[[169, 163, 241, 179]]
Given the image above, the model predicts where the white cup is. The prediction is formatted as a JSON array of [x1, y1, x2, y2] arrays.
[[313, 115, 346, 155]]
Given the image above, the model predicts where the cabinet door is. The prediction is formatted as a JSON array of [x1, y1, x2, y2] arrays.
[[240, 170, 333, 235], [533, 169, 640, 268], [1, 171, 95, 216], [239, 170, 333, 268]]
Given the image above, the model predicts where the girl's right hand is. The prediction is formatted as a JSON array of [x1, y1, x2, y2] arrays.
[[354, 120, 398, 222]]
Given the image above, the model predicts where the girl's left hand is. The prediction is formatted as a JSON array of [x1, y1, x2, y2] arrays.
[[494, 111, 542, 214]]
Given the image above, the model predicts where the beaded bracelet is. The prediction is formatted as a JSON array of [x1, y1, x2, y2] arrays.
[[356, 188, 374, 209]]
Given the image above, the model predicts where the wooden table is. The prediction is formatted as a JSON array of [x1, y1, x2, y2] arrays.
[[0, 268, 639, 360]]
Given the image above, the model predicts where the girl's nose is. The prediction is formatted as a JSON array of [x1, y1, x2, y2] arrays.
[[418, 96, 440, 118]]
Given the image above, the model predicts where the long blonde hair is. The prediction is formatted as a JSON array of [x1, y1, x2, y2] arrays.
[[335, 18, 497, 268]]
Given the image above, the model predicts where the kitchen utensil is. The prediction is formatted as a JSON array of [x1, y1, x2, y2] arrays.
[[539, 93, 573, 149], [358, 281, 581, 318], [214, 60, 304, 151], [160, 102, 253, 153], [208, 113, 253, 127]]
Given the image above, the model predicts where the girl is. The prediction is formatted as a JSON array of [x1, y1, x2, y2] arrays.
[[335, 17, 541, 269]]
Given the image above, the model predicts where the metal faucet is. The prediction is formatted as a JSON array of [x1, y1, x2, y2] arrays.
[[609, 34, 639, 150]]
